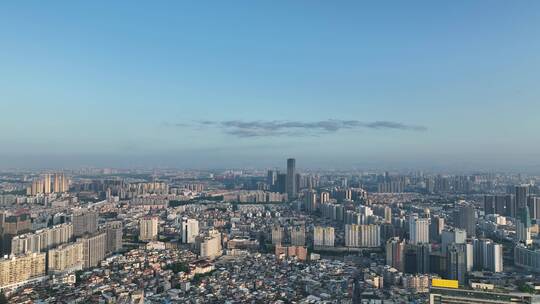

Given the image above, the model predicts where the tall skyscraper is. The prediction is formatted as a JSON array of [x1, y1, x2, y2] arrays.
[[409, 215, 429, 245], [267, 170, 277, 190], [515, 185, 530, 216], [276, 173, 287, 194], [286, 158, 297, 199], [516, 206, 532, 245], [456, 203, 476, 237]]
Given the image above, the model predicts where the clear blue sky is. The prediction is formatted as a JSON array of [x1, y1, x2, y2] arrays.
[[1, 1, 539, 171]]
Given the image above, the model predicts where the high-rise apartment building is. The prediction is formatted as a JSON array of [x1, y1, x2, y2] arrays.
[[441, 228, 466, 254], [181, 218, 199, 244], [271, 225, 284, 245], [1, 213, 31, 255], [43, 174, 51, 194], [53, 173, 69, 193], [105, 221, 123, 254], [196, 229, 222, 259], [386, 237, 405, 271], [72, 211, 98, 237], [313, 226, 335, 247], [429, 215, 444, 242], [527, 196, 540, 220], [288, 225, 306, 246], [472, 238, 503, 273], [304, 190, 318, 213], [78, 232, 107, 269], [345, 224, 380, 247], [11, 223, 73, 255], [48, 241, 84, 273], [0, 252, 46, 289], [409, 216, 429, 245], [139, 216, 159, 241], [320, 192, 330, 204]]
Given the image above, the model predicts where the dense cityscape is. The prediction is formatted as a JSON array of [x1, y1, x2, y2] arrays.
[[0, 158, 538, 303], [3, 1, 540, 303]]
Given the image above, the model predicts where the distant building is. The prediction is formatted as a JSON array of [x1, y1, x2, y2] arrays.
[[516, 206, 532, 245], [446, 243, 467, 285], [271, 225, 284, 245], [105, 221, 123, 253], [48, 242, 84, 273], [528, 196, 540, 220], [304, 190, 318, 213], [409, 215, 429, 245], [0, 252, 46, 290], [286, 158, 297, 199], [430, 287, 540, 304], [196, 229, 222, 259], [288, 225, 306, 246], [313, 226, 335, 247], [515, 185, 530, 217], [78, 232, 107, 269], [181, 218, 199, 244], [72, 211, 98, 237], [275, 245, 307, 261], [456, 203, 476, 237], [441, 228, 466, 254], [429, 215, 444, 242], [11, 223, 73, 255], [472, 238, 503, 273], [386, 237, 405, 271], [139, 216, 159, 241], [345, 224, 380, 247]]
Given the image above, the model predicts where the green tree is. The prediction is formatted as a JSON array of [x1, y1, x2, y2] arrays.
[[0, 291, 8, 304]]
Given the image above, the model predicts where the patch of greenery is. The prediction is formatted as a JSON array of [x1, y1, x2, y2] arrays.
[[165, 262, 189, 274], [518, 284, 535, 294], [192, 270, 216, 283]]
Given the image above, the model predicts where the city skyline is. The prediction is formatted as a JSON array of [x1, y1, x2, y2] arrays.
[[1, 1, 540, 170]]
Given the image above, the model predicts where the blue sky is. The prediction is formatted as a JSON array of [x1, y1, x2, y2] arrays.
[[1, 1, 539, 170]]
